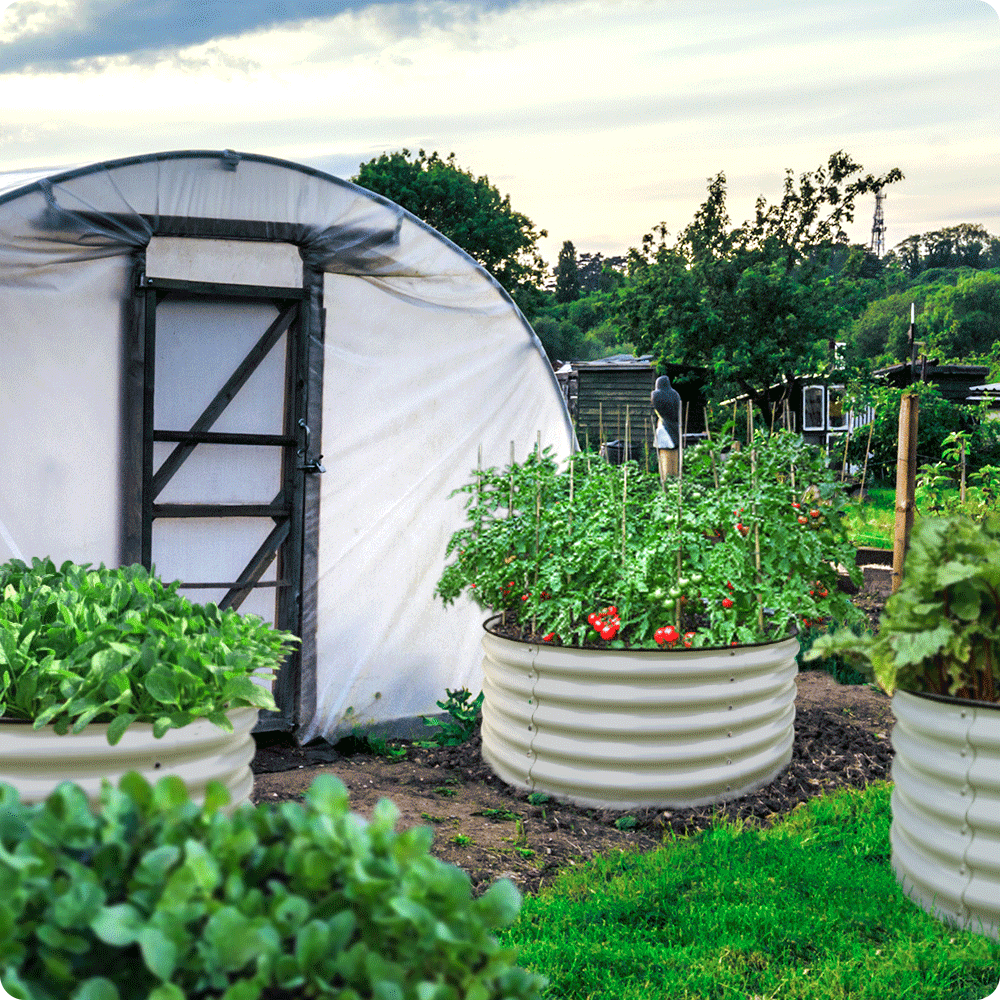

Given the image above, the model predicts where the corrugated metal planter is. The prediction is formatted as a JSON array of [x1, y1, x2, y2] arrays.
[[0, 707, 258, 814], [890, 690, 1000, 940], [480, 616, 798, 810]]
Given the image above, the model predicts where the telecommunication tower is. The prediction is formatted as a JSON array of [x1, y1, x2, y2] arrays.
[[870, 191, 886, 257]]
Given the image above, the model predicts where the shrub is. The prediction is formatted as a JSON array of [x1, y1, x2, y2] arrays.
[[0, 773, 546, 1000]]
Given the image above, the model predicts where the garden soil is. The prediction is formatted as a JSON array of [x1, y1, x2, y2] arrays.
[[250, 589, 895, 897]]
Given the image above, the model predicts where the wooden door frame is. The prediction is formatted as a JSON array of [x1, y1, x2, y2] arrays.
[[123, 229, 324, 736]]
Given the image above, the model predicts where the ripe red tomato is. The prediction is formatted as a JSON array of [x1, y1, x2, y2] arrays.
[[798, 516, 808, 525], [810, 509, 821, 518], [722, 597, 734, 609]]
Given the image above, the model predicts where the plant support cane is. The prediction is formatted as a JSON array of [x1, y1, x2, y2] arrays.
[[892, 391, 918, 594]]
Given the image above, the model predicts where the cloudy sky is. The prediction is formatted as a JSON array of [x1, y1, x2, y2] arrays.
[[1, 0, 998, 266]]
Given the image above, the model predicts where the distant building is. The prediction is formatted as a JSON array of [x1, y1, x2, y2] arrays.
[[555, 356, 709, 459]]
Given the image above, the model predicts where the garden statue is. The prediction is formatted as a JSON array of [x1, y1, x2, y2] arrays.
[[651, 375, 681, 481]]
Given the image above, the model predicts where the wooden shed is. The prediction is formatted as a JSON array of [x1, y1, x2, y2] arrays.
[[561, 356, 709, 458]]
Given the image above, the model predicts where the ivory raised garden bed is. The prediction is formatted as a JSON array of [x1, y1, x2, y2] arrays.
[[480, 617, 798, 810], [0, 706, 259, 813], [890, 690, 1000, 940]]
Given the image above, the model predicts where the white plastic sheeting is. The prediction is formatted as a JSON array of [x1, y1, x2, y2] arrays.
[[0, 150, 575, 742]]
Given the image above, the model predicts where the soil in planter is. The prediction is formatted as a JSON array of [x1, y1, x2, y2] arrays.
[[251, 587, 895, 897]]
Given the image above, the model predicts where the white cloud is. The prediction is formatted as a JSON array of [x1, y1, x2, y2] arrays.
[[0, 0, 996, 263]]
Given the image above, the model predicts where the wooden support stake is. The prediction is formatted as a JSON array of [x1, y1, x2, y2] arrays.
[[892, 392, 919, 594]]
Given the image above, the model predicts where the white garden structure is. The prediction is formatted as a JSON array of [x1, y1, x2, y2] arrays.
[[0, 150, 574, 742]]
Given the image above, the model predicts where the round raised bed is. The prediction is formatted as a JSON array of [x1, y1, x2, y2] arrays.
[[890, 690, 1000, 940], [0, 707, 259, 814], [480, 616, 798, 810]]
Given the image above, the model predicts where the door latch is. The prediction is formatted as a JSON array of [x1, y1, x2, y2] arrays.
[[297, 419, 326, 474]]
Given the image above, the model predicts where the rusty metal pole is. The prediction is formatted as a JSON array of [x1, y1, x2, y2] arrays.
[[892, 391, 919, 593]]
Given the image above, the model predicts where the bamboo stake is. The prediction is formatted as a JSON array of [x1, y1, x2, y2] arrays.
[[682, 402, 689, 479], [675, 473, 684, 631], [533, 431, 541, 636], [892, 393, 919, 594], [960, 438, 967, 504], [508, 441, 515, 517], [704, 406, 719, 488], [622, 457, 628, 573], [840, 424, 852, 481], [859, 413, 876, 498], [625, 404, 631, 466], [599, 402, 605, 459], [752, 447, 763, 630], [504, 440, 515, 627]]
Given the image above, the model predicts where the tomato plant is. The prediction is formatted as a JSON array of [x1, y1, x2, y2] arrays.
[[436, 428, 863, 648]]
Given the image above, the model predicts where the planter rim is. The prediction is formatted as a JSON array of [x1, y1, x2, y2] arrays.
[[893, 687, 1000, 712], [482, 613, 798, 652], [0, 704, 258, 728]]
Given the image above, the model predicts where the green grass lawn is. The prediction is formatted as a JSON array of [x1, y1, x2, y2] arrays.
[[843, 487, 897, 549], [500, 782, 1000, 1000]]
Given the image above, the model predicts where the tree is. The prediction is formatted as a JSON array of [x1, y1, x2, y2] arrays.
[[352, 149, 547, 296], [921, 270, 1000, 360], [889, 224, 1000, 277], [577, 252, 627, 293], [553, 241, 581, 303], [615, 151, 904, 416]]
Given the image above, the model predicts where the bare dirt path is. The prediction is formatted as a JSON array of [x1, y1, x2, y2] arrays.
[[250, 641, 895, 896]]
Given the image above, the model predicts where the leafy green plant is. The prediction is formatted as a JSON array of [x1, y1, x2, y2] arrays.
[[797, 619, 873, 686], [614, 815, 637, 831], [333, 728, 407, 760], [0, 772, 545, 1000], [474, 808, 521, 822], [417, 687, 484, 747], [0, 559, 297, 744], [450, 833, 473, 846], [806, 514, 1000, 701], [437, 430, 863, 648]]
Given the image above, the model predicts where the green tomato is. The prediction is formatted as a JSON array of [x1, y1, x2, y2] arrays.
[[668, 586, 682, 600]]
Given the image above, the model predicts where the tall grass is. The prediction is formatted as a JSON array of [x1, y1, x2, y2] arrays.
[[501, 783, 1000, 999]]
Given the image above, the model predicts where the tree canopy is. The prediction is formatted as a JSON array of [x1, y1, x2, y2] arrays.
[[891, 224, 1000, 277], [352, 149, 547, 297], [553, 240, 581, 303], [614, 151, 904, 410]]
